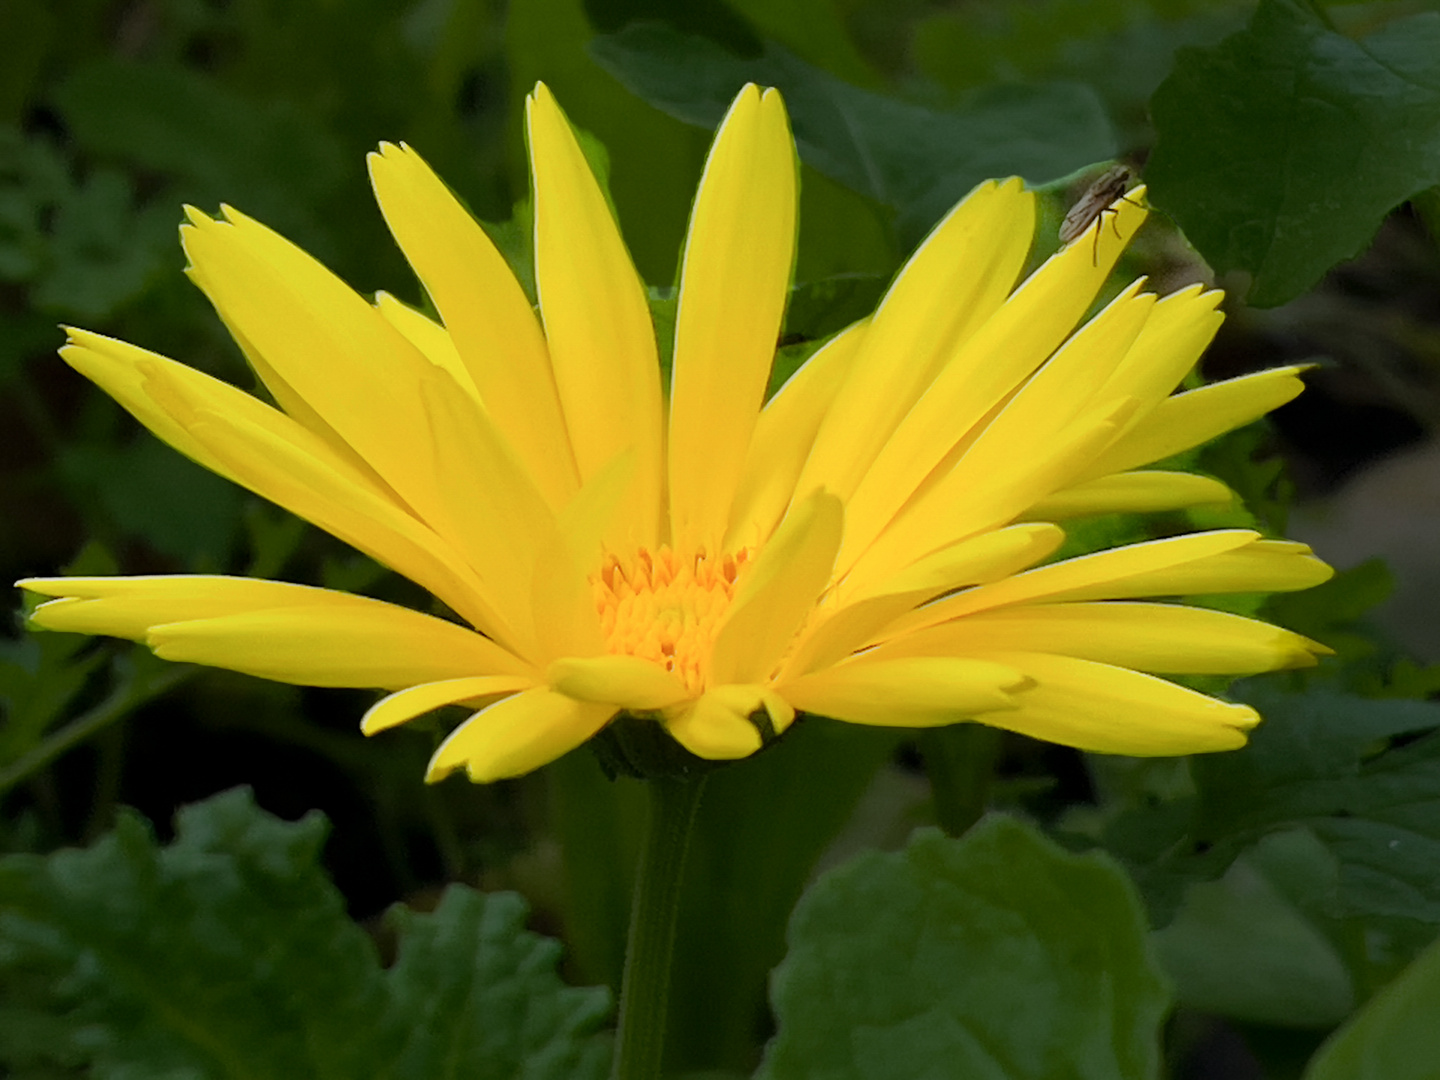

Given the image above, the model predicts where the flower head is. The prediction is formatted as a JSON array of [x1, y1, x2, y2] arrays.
[[19, 84, 1331, 782]]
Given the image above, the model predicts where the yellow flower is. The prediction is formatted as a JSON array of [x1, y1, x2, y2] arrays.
[[18, 84, 1331, 783]]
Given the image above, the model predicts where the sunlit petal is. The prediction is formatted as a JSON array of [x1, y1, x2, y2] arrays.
[[362, 676, 536, 735], [427, 687, 615, 783], [966, 652, 1259, 755], [369, 142, 578, 507], [778, 657, 1029, 728], [528, 83, 663, 547], [670, 86, 796, 552]]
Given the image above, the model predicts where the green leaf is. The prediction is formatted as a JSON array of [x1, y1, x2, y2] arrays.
[[29, 167, 174, 318], [0, 788, 611, 1079], [1095, 682, 1440, 967], [0, 127, 171, 319], [1196, 686, 1440, 918], [1153, 830, 1354, 1028], [590, 22, 1116, 241], [51, 59, 347, 253], [1148, 0, 1440, 306], [724, 0, 881, 88], [382, 888, 612, 1079], [0, 632, 103, 767], [1304, 931, 1440, 1080], [0, 128, 66, 283], [759, 816, 1169, 1080]]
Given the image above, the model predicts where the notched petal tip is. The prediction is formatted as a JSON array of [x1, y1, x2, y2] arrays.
[[666, 695, 764, 760]]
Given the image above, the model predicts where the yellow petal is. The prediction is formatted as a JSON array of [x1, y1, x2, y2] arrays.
[[709, 682, 796, 733], [777, 657, 1029, 727], [881, 602, 1329, 674], [415, 371, 560, 650], [1027, 471, 1234, 519], [1083, 366, 1307, 479], [986, 280, 1155, 427], [841, 281, 1153, 566], [669, 86, 796, 553], [361, 676, 536, 734], [60, 330, 232, 480], [547, 654, 690, 709], [725, 321, 865, 551], [784, 523, 1065, 679], [21, 575, 534, 688], [427, 687, 615, 782], [368, 143, 578, 508], [666, 691, 765, 759], [1078, 539, 1334, 599], [373, 291, 480, 402], [19, 369, 508, 637], [1097, 284, 1225, 420], [884, 529, 1261, 636], [182, 205, 453, 527], [147, 607, 531, 689], [711, 490, 843, 685], [797, 179, 1035, 502], [969, 652, 1258, 755], [20, 574, 360, 639], [177, 395, 513, 643], [63, 325, 367, 504], [527, 83, 662, 546], [843, 398, 1136, 591], [529, 450, 633, 662], [828, 189, 1148, 542]]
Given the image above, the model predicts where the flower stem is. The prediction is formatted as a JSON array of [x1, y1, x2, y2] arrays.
[[612, 772, 707, 1080]]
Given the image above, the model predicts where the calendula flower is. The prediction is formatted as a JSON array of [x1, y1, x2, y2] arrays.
[[19, 83, 1330, 783]]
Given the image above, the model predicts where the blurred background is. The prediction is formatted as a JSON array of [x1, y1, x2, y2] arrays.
[[4, 1, 1440, 1077]]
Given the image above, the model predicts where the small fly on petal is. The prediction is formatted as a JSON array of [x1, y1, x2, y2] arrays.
[[1059, 165, 1144, 264]]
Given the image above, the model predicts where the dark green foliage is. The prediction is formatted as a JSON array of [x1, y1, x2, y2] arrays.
[[0, 789, 612, 1079], [590, 22, 1116, 242], [1095, 681, 1440, 1023], [1149, 0, 1440, 306], [760, 817, 1170, 1080], [5, 2, 1440, 1077], [1304, 933, 1440, 1080], [1102, 683, 1440, 901]]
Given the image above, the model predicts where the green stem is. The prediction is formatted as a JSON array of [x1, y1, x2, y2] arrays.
[[0, 661, 188, 798], [611, 772, 706, 1080]]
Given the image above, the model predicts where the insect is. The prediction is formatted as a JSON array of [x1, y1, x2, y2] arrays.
[[1058, 165, 1144, 263]]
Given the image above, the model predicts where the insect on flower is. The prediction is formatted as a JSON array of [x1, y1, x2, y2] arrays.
[[1059, 165, 1144, 263]]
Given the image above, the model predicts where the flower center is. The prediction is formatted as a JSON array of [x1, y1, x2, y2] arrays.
[[591, 546, 752, 694]]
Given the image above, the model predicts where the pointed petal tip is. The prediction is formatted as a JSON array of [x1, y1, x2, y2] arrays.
[[1231, 703, 1261, 730]]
